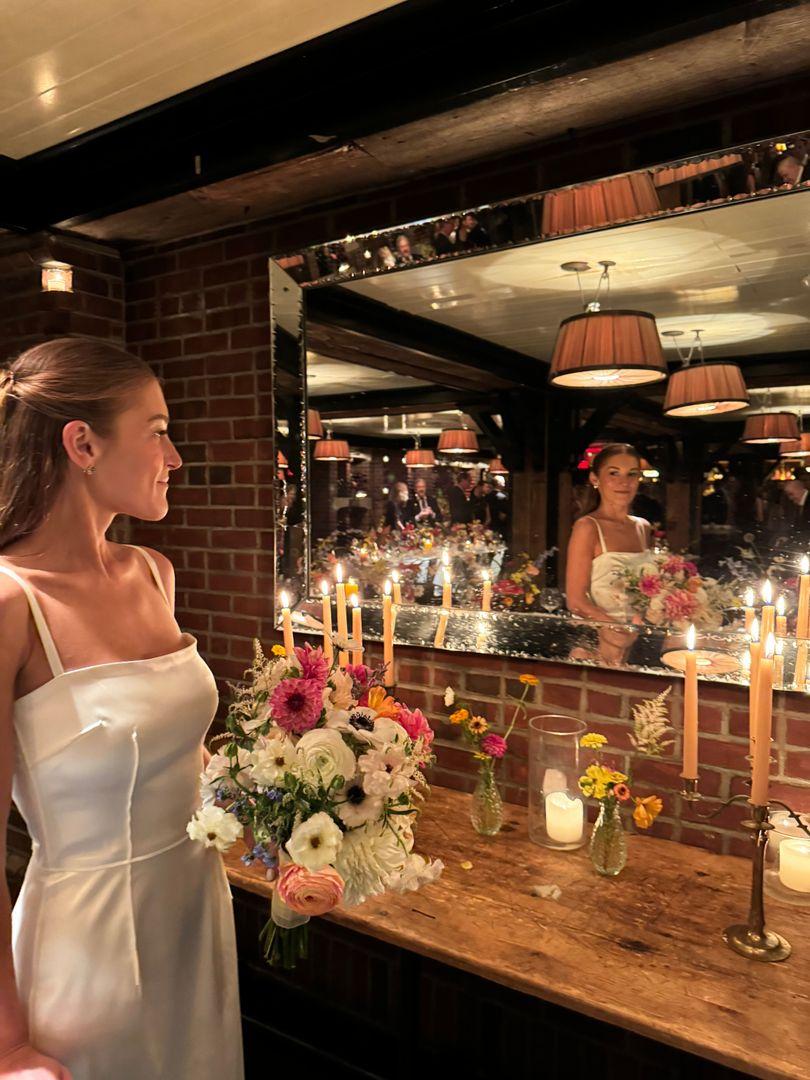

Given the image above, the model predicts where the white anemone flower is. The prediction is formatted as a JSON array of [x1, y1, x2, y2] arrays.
[[367, 715, 408, 750], [336, 778, 384, 828], [200, 747, 252, 805], [286, 811, 343, 871], [187, 804, 244, 853], [247, 735, 298, 787], [296, 728, 356, 789], [358, 746, 415, 799]]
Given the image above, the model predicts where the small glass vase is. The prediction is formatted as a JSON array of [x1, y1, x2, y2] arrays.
[[528, 714, 588, 850], [590, 800, 627, 877], [471, 765, 503, 835]]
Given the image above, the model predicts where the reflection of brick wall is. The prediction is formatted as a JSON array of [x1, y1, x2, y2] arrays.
[[362, 642, 810, 857]]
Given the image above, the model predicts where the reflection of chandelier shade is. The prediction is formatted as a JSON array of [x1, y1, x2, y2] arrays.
[[780, 433, 810, 458], [549, 310, 667, 388], [405, 448, 436, 468], [276, 450, 288, 468], [488, 457, 509, 474], [541, 173, 660, 237], [742, 412, 800, 444], [663, 362, 749, 417], [307, 408, 324, 440], [437, 428, 479, 453], [313, 434, 350, 461]]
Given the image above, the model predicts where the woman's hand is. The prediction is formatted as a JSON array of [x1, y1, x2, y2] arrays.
[[0, 1043, 72, 1078]]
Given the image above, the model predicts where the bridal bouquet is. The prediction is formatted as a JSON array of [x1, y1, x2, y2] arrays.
[[187, 641, 442, 968], [614, 553, 735, 630]]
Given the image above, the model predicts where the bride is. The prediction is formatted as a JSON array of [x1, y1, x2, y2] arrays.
[[0, 339, 243, 1079], [565, 443, 652, 664]]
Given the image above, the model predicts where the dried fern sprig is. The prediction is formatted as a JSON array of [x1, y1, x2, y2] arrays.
[[630, 686, 674, 758]]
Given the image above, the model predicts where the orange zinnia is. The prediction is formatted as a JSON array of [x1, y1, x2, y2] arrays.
[[633, 795, 663, 829], [366, 685, 400, 718]]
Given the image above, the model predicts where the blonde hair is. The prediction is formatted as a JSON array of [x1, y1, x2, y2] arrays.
[[0, 338, 156, 549]]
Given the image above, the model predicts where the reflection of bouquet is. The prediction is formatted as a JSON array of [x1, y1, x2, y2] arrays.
[[188, 642, 442, 968], [490, 550, 555, 611], [615, 554, 735, 630]]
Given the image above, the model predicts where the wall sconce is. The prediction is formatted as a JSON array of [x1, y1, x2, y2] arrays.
[[41, 262, 73, 293]]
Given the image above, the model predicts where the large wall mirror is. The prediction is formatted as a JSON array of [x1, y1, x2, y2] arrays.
[[271, 130, 810, 689]]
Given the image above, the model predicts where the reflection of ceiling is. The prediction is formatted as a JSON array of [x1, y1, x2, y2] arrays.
[[344, 192, 810, 363], [2, 0, 403, 158], [307, 352, 430, 395], [327, 410, 480, 438]]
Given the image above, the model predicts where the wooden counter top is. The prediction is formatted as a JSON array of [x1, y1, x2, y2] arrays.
[[224, 786, 810, 1080]]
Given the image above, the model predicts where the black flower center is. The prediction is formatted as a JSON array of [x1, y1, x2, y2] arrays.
[[288, 691, 306, 711], [310, 836, 321, 848], [348, 711, 374, 731], [346, 784, 366, 805]]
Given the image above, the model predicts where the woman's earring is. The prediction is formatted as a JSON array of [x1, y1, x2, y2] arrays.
[[84, 465, 96, 476], [592, 481, 599, 490]]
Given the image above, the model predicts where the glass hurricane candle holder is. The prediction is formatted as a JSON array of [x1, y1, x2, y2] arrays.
[[528, 714, 588, 850], [765, 810, 810, 907]]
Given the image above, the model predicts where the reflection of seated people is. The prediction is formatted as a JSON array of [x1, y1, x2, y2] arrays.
[[409, 477, 443, 525], [775, 149, 807, 186], [456, 213, 489, 250], [376, 245, 396, 269], [565, 444, 651, 665], [393, 234, 423, 265], [384, 482, 414, 529], [433, 217, 459, 256], [448, 469, 481, 524]]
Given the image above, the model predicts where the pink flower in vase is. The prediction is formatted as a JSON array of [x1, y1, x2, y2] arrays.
[[270, 677, 324, 734], [639, 574, 662, 597], [663, 588, 698, 624], [294, 643, 329, 684], [395, 706, 435, 745], [480, 733, 507, 758], [682, 561, 698, 578]]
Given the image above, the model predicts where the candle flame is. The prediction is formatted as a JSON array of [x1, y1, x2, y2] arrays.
[[441, 549, 450, 566], [762, 579, 773, 604], [482, 569, 490, 582], [776, 637, 784, 655], [443, 569, 452, 585], [383, 579, 391, 596], [280, 590, 289, 608], [391, 569, 400, 583], [335, 563, 343, 583], [686, 624, 696, 651], [777, 594, 786, 616], [802, 554, 810, 575], [320, 578, 329, 596], [744, 586, 755, 608], [750, 616, 760, 643], [765, 632, 775, 659], [349, 593, 358, 608]]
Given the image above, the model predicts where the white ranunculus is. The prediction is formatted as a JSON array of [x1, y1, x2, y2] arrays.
[[248, 735, 298, 787], [187, 804, 244, 853], [335, 823, 410, 907], [200, 747, 252, 805], [444, 686, 455, 707], [296, 728, 356, 789], [286, 811, 343, 870], [367, 715, 409, 750], [386, 853, 444, 893]]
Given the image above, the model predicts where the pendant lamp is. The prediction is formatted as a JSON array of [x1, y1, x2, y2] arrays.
[[307, 408, 324, 440], [437, 427, 479, 453], [488, 457, 509, 475], [405, 434, 436, 468], [313, 428, 351, 461], [662, 331, 749, 417], [742, 412, 800, 444], [780, 433, 810, 458], [548, 262, 667, 389]]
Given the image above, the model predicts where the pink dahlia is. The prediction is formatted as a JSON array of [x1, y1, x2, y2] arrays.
[[294, 643, 329, 685], [395, 706, 435, 745], [345, 662, 372, 688], [662, 556, 686, 576], [639, 574, 661, 598], [270, 677, 323, 734], [663, 588, 698, 623], [683, 561, 698, 578], [480, 733, 507, 758]]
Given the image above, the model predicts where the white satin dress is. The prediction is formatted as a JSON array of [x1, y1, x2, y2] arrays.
[[1, 546, 244, 1080], [585, 515, 652, 620]]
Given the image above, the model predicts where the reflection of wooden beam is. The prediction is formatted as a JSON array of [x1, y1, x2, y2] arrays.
[[313, 385, 489, 418]]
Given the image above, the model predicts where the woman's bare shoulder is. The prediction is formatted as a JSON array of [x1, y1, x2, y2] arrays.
[[571, 516, 597, 535], [0, 570, 35, 672], [122, 544, 175, 603]]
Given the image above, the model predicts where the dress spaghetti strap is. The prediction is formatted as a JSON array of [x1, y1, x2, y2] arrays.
[[584, 516, 608, 554], [0, 565, 64, 677], [128, 545, 170, 607]]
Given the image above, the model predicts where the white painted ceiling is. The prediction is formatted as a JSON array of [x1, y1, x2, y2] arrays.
[[307, 351, 430, 396], [344, 191, 810, 363], [327, 410, 480, 439], [0, 0, 403, 158]]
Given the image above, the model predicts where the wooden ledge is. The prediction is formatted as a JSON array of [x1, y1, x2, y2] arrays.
[[224, 786, 810, 1080]]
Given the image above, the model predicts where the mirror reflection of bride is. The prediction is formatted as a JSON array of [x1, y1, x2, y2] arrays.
[[565, 444, 652, 664]]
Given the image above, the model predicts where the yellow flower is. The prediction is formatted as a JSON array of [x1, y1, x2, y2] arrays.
[[450, 708, 470, 725], [633, 795, 663, 829], [366, 686, 399, 718], [519, 674, 539, 686], [473, 751, 489, 761], [610, 770, 628, 785], [271, 644, 287, 657], [579, 763, 617, 801], [468, 715, 489, 735], [580, 733, 607, 750]]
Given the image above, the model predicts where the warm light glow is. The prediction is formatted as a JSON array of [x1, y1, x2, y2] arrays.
[[482, 569, 490, 582], [765, 633, 776, 660], [441, 549, 450, 566], [802, 555, 810, 575], [336, 563, 343, 583], [750, 617, 760, 643], [762, 579, 773, 605], [320, 578, 329, 596], [391, 570, 400, 583], [41, 262, 73, 292], [744, 587, 755, 608], [443, 569, 452, 585], [280, 591, 289, 609], [349, 593, 358, 609], [686, 624, 696, 651], [776, 637, 785, 656], [384, 579, 392, 597], [777, 594, 786, 616], [741, 651, 751, 673]]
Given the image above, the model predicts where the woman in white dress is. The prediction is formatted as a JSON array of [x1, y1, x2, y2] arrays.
[[0, 339, 243, 1079], [565, 444, 652, 665]]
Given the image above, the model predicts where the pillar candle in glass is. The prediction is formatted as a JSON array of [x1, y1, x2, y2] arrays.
[[279, 590, 295, 658], [482, 569, 492, 611], [320, 578, 334, 662], [760, 579, 775, 644], [350, 593, 363, 665], [335, 563, 349, 667], [434, 608, 449, 649], [776, 594, 787, 637], [779, 838, 810, 893], [391, 569, 403, 606], [748, 617, 761, 757], [681, 624, 699, 781], [743, 586, 755, 634], [527, 714, 587, 850], [750, 633, 774, 806], [442, 569, 452, 609], [798, 555, 810, 640], [382, 580, 394, 686]]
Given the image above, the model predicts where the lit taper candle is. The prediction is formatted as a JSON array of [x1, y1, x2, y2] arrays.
[[760, 579, 775, 644], [350, 593, 363, 665], [776, 594, 787, 637], [442, 569, 452, 609], [750, 633, 775, 806], [798, 555, 810, 640], [391, 569, 403, 606], [335, 563, 349, 667], [482, 569, 492, 612], [280, 590, 295, 657], [382, 579, 394, 687], [749, 617, 761, 759], [681, 624, 699, 781], [320, 578, 334, 662], [743, 586, 755, 634]]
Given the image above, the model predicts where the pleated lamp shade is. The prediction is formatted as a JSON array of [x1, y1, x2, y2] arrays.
[[742, 412, 800, 444], [313, 436, 351, 461], [488, 457, 509, 475], [542, 173, 660, 237], [307, 408, 324, 440], [405, 447, 437, 468], [437, 428, 479, 453], [780, 433, 810, 458], [549, 310, 667, 388], [663, 362, 749, 417], [276, 450, 289, 468]]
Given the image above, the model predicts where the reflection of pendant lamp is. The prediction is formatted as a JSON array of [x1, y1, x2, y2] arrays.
[[548, 262, 667, 389], [307, 408, 324, 440], [780, 433, 810, 458], [405, 435, 436, 468], [313, 428, 350, 461], [437, 427, 479, 453], [742, 412, 800, 444], [488, 457, 509, 474], [276, 450, 288, 479], [541, 173, 660, 237], [662, 331, 749, 417]]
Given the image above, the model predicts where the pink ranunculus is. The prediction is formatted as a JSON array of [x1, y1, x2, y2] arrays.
[[682, 561, 698, 578], [663, 588, 698, 623], [480, 733, 507, 758], [294, 643, 329, 684], [395, 706, 435, 745], [270, 676, 324, 734], [639, 574, 662, 597], [345, 662, 372, 689], [277, 864, 344, 915]]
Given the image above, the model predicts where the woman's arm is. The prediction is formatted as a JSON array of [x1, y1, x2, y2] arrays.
[[565, 519, 618, 623]]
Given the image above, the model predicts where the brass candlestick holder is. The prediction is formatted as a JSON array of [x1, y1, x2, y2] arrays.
[[681, 779, 810, 962]]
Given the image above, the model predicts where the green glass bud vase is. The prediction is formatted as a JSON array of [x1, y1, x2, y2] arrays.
[[590, 800, 627, 877], [471, 763, 504, 836]]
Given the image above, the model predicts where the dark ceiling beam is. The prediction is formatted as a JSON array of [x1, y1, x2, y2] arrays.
[[3, 0, 795, 232]]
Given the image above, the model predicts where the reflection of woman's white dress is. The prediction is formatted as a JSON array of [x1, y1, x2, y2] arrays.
[[1, 547, 243, 1080], [585, 516, 651, 620]]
